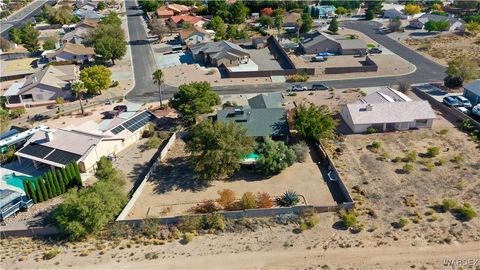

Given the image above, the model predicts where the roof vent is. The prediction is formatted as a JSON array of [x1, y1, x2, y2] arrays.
[[366, 104, 373, 111], [46, 131, 54, 142]]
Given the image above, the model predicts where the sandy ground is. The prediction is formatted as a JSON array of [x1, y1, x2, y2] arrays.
[[0, 57, 38, 76], [285, 88, 365, 113], [1, 212, 479, 270], [402, 33, 480, 66], [127, 139, 335, 219]]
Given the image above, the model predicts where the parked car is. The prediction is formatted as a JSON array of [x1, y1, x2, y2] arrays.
[[311, 83, 329, 90], [32, 114, 51, 121], [46, 104, 59, 109], [311, 55, 327, 62], [454, 96, 472, 109], [368, 47, 382, 54], [457, 106, 470, 115], [443, 96, 462, 107], [113, 105, 127, 112], [290, 85, 308, 91], [472, 104, 480, 117]]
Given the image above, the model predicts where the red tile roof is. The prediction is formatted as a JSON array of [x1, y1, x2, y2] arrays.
[[169, 15, 204, 25]]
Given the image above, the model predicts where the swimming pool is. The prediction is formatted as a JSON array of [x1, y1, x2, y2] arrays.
[[1, 173, 35, 192], [242, 153, 260, 160]]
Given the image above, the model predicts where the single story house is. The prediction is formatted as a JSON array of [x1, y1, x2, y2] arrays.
[[217, 93, 289, 138], [166, 3, 192, 14], [300, 31, 367, 55], [156, 6, 175, 18], [168, 15, 205, 28], [178, 27, 212, 45], [309, 5, 336, 18], [409, 13, 465, 31], [341, 88, 436, 133], [189, 40, 250, 67], [382, 3, 418, 19], [282, 12, 301, 28], [61, 18, 99, 44], [2, 65, 78, 108], [463, 80, 480, 105], [15, 110, 158, 173], [45, 43, 95, 63], [73, 9, 102, 20]]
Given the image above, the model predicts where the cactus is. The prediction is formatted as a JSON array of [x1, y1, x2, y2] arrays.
[[277, 190, 300, 207]]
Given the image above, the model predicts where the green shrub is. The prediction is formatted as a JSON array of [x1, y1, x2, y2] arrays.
[[291, 142, 309, 162], [298, 223, 308, 232], [239, 192, 257, 209], [286, 73, 309, 82], [371, 141, 381, 149], [366, 127, 377, 133], [424, 161, 434, 171], [182, 232, 194, 243], [451, 154, 464, 163], [442, 198, 459, 212], [201, 213, 225, 232], [392, 156, 402, 163], [339, 210, 357, 228], [43, 249, 59, 260], [398, 217, 410, 228], [403, 151, 417, 162], [439, 128, 449, 135], [145, 136, 162, 149], [457, 203, 477, 221], [426, 147, 440, 157], [435, 159, 446, 166], [178, 216, 202, 232], [403, 163, 414, 174]]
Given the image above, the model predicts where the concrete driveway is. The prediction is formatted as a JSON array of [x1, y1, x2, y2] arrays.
[[157, 52, 194, 69]]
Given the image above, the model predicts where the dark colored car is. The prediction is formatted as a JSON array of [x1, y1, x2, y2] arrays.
[[32, 114, 51, 121], [113, 105, 127, 112], [46, 104, 59, 109], [368, 48, 382, 54], [311, 83, 329, 90]]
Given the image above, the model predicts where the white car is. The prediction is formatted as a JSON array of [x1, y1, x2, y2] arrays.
[[454, 96, 472, 109], [457, 106, 470, 115], [473, 104, 480, 117], [290, 85, 308, 91]]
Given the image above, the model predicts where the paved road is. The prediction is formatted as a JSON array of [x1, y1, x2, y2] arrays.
[[0, 0, 56, 38], [124, 0, 159, 102], [125, 14, 446, 102]]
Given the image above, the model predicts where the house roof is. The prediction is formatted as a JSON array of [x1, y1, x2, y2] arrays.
[[337, 39, 367, 50], [356, 87, 412, 104], [301, 31, 366, 50], [47, 43, 95, 58], [189, 40, 250, 61], [178, 27, 206, 40], [61, 27, 89, 43], [301, 31, 338, 49], [167, 3, 190, 13], [170, 15, 204, 25], [283, 12, 301, 24], [156, 6, 174, 17], [344, 101, 436, 125], [464, 80, 480, 96], [4, 65, 78, 96], [77, 18, 99, 28], [416, 13, 463, 24], [73, 9, 102, 19], [247, 92, 284, 109], [217, 106, 289, 137]]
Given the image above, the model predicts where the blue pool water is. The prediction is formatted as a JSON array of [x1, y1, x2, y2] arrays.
[[242, 153, 260, 160], [2, 174, 35, 191]]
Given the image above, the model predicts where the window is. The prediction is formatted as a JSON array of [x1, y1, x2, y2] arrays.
[[21, 94, 33, 99], [415, 119, 429, 126]]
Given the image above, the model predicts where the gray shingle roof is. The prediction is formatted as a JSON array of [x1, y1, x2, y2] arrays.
[[217, 106, 289, 137], [417, 13, 463, 24], [247, 92, 284, 109], [464, 80, 480, 96], [189, 40, 250, 61]]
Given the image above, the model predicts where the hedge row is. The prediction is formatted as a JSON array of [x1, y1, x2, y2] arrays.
[[22, 162, 82, 204]]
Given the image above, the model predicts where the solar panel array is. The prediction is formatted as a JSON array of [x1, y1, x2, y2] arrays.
[[45, 149, 81, 165], [18, 143, 81, 165], [110, 111, 155, 135], [17, 144, 54, 159]]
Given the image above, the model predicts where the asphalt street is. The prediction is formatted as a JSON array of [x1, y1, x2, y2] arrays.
[[0, 0, 55, 38], [122, 7, 446, 103]]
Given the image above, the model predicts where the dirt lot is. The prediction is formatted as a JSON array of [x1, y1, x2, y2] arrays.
[[127, 139, 335, 219], [403, 33, 480, 66], [284, 88, 365, 113], [327, 114, 480, 244]]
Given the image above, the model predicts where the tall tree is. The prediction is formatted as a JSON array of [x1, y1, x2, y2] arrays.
[[51, 170, 61, 196], [170, 82, 221, 124], [71, 81, 86, 115], [94, 35, 126, 65], [27, 181, 37, 203], [20, 24, 40, 53], [35, 178, 45, 202], [228, 1, 248, 24], [44, 174, 53, 199], [42, 36, 57, 50], [73, 162, 83, 187], [185, 121, 254, 181], [255, 137, 296, 175], [295, 104, 337, 141], [274, 15, 283, 34], [80, 65, 112, 95], [300, 13, 312, 33], [56, 169, 66, 193], [23, 180, 32, 201], [152, 69, 165, 108], [328, 17, 339, 33], [9, 28, 21, 44], [100, 11, 122, 26]]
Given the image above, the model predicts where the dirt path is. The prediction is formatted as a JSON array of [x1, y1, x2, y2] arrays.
[[81, 242, 480, 270]]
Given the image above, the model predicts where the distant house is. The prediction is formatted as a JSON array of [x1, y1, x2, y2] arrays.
[[61, 19, 98, 44], [45, 43, 95, 63], [189, 40, 250, 67], [341, 88, 436, 133], [15, 110, 158, 173], [217, 92, 289, 138], [409, 13, 465, 31], [166, 3, 192, 14], [463, 80, 480, 105], [300, 31, 367, 55], [282, 12, 301, 28], [73, 9, 102, 20], [382, 3, 415, 19], [156, 6, 175, 18], [309, 5, 336, 18], [178, 27, 212, 45], [2, 65, 78, 108], [168, 15, 205, 28]]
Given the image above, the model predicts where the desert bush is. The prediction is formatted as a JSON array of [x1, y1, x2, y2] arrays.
[[140, 218, 158, 238], [339, 209, 357, 228], [439, 128, 449, 135], [298, 222, 308, 232], [240, 192, 257, 209], [451, 154, 463, 163], [302, 209, 320, 228], [426, 147, 440, 157], [442, 198, 459, 212], [403, 151, 417, 162], [435, 159, 446, 166], [291, 142, 309, 162], [256, 192, 273, 208], [402, 163, 414, 174], [194, 199, 219, 213], [425, 161, 435, 171], [201, 213, 225, 232], [349, 223, 364, 234], [178, 216, 202, 233], [287, 73, 309, 82], [145, 136, 162, 149], [182, 232, 195, 244], [366, 126, 377, 133], [111, 81, 119, 87], [371, 141, 381, 150], [217, 189, 236, 209], [379, 152, 390, 161], [277, 190, 300, 207], [398, 217, 410, 228], [144, 252, 158, 260], [457, 203, 477, 221], [444, 75, 463, 88], [43, 249, 59, 260], [392, 156, 402, 163]]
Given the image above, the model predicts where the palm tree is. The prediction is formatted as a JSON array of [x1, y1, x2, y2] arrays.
[[71, 81, 86, 115], [152, 69, 164, 109]]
